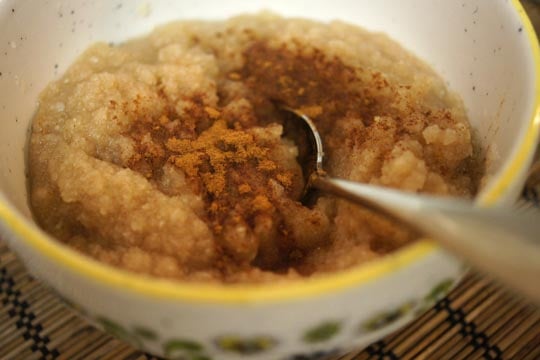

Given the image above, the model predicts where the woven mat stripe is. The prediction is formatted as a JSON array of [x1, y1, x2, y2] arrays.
[[452, 320, 538, 360], [67, 333, 117, 360], [0, 264, 80, 360], [493, 311, 540, 357], [487, 304, 536, 343], [395, 287, 533, 360], [444, 294, 527, 360], [501, 321, 540, 360], [45, 321, 89, 358], [105, 347, 147, 360], [0, 266, 61, 360], [55, 327, 106, 360], [54, 326, 96, 359], [0, 277, 67, 333], [85, 340, 132, 360], [406, 281, 506, 360], [42, 326, 94, 360], [518, 333, 540, 360], [371, 277, 498, 359]]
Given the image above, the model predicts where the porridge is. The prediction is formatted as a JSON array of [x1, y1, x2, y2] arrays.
[[28, 13, 481, 283]]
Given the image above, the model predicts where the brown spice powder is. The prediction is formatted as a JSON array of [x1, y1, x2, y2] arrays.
[[121, 39, 477, 274]]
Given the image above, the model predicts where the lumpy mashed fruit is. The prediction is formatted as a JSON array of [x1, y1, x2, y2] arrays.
[[28, 13, 482, 283]]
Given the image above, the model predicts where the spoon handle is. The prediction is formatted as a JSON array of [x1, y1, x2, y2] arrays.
[[313, 176, 540, 303]]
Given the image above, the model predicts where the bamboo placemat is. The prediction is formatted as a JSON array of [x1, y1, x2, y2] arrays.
[[1, 1, 540, 359]]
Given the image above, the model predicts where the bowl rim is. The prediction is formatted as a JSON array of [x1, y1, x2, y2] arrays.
[[0, 0, 538, 304]]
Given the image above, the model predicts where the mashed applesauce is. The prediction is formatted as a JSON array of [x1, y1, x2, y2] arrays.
[[28, 13, 481, 283]]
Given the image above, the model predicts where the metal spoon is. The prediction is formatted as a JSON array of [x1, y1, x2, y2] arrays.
[[279, 105, 540, 303]]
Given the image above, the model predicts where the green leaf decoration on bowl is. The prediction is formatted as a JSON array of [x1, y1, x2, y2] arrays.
[[361, 300, 416, 332], [165, 338, 203, 352], [133, 326, 158, 340], [424, 278, 454, 303], [164, 339, 208, 360], [303, 321, 342, 343], [215, 335, 277, 354], [96, 317, 142, 347]]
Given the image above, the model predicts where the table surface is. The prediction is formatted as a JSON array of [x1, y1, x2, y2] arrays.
[[1, 1, 540, 359]]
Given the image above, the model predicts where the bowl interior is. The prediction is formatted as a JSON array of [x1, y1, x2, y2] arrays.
[[0, 0, 537, 217]]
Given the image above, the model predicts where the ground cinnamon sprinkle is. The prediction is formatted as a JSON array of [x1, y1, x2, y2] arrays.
[[238, 184, 252, 194], [167, 119, 281, 196], [123, 80, 303, 268], [238, 41, 369, 133]]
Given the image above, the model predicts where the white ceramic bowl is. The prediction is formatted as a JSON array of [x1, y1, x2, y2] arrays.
[[0, 1, 539, 359]]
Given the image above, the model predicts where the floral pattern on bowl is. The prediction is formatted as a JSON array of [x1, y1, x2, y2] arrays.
[[360, 300, 418, 332], [164, 339, 211, 360], [215, 335, 277, 354], [302, 321, 343, 343]]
